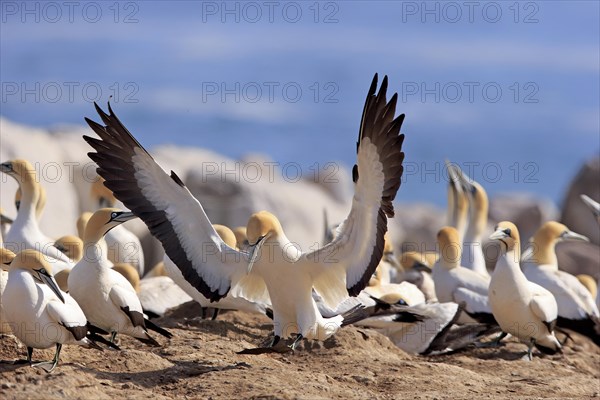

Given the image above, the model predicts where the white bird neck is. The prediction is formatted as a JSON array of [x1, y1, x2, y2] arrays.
[[82, 242, 110, 267], [13, 181, 40, 228]]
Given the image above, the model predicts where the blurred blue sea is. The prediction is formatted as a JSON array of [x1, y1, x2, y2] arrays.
[[1, 1, 598, 206]]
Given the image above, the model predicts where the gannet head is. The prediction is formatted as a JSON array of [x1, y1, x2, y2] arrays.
[[534, 221, 589, 245], [246, 211, 283, 272], [0, 248, 16, 269], [489, 221, 520, 253], [83, 208, 137, 243], [10, 249, 65, 303], [576, 274, 597, 299], [436, 227, 462, 269], [54, 235, 84, 263], [378, 292, 409, 306], [91, 177, 117, 208], [0, 159, 37, 184], [233, 226, 249, 250], [113, 263, 140, 293], [400, 251, 432, 272], [213, 224, 237, 248]]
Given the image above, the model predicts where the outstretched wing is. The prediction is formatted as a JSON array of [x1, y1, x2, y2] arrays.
[[83, 103, 248, 302], [302, 74, 406, 308]]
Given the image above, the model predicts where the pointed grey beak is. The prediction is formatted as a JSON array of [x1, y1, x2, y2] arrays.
[[489, 229, 508, 241], [0, 162, 13, 174], [561, 230, 590, 242], [247, 235, 267, 273], [113, 211, 137, 223], [445, 160, 463, 193], [580, 194, 600, 217], [38, 270, 65, 304]]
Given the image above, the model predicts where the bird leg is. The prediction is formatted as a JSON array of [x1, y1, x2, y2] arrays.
[[1, 347, 34, 365], [524, 340, 534, 361], [32, 343, 62, 373], [270, 335, 281, 347], [110, 331, 118, 344], [201, 307, 208, 319], [289, 334, 303, 351], [211, 309, 220, 321]]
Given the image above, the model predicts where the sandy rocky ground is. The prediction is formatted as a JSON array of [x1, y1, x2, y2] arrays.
[[0, 301, 599, 400]]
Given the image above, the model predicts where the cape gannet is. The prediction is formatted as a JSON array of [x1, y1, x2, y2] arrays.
[[91, 177, 145, 276], [489, 222, 562, 360], [432, 227, 495, 324], [521, 221, 599, 345], [3, 250, 113, 372], [453, 165, 490, 277], [68, 208, 172, 346], [83, 73, 406, 349], [446, 162, 469, 244], [0, 248, 17, 334], [398, 251, 437, 302], [0, 160, 73, 274]]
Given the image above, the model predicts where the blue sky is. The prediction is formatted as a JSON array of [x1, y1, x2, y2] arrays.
[[1, 1, 598, 205]]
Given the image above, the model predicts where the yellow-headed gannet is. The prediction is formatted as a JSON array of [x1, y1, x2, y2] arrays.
[[453, 165, 490, 277], [68, 208, 172, 346], [432, 227, 495, 324], [489, 222, 562, 360], [0, 160, 73, 274], [83, 74, 406, 349], [521, 221, 599, 345], [90, 177, 145, 276], [446, 161, 469, 244], [3, 250, 114, 372], [398, 251, 437, 302], [0, 248, 17, 334]]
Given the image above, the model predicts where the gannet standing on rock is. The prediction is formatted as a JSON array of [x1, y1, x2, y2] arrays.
[[521, 221, 599, 345], [0, 248, 17, 334], [0, 160, 73, 274], [83, 73, 406, 349], [489, 221, 562, 360], [432, 227, 495, 324], [3, 250, 111, 372], [68, 208, 172, 346]]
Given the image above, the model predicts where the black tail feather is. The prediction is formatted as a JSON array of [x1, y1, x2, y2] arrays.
[[341, 305, 369, 327], [144, 318, 173, 339], [557, 316, 600, 347]]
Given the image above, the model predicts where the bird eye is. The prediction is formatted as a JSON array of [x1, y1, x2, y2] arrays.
[[111, 212, 118, 219], [503, 228, 512, 237], [39, 268, 47, 275]]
